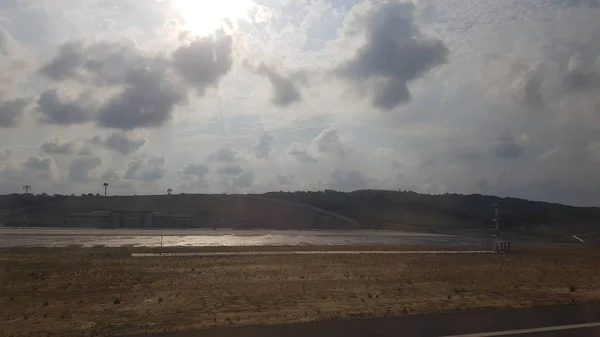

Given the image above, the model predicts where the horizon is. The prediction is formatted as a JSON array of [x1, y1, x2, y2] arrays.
[[1, 1, 600, 206], [5, 188, 596, 209]]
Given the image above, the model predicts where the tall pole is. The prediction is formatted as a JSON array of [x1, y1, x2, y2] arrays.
[[103, 183, 108, 197], [493, 203, 499, 237], [22, 185, 31, 227]]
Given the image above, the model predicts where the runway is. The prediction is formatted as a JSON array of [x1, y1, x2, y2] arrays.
[[0, 227, 492, 248]]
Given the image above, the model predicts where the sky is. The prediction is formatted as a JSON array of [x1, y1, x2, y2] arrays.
[[1, 0, 600, 206]]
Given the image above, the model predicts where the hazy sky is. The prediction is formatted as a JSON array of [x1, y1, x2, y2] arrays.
[[1, 0, 600, 206]]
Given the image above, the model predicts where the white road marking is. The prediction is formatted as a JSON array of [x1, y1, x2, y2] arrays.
[[440, 321, 600, 337], [132, 250, 494, 257], [572, 235, 586, 243]]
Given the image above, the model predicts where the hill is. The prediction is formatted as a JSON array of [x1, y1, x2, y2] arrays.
[[1, 190, 599, 238]]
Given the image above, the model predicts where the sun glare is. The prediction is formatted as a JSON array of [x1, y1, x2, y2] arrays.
[[175, 0, 256, 36]]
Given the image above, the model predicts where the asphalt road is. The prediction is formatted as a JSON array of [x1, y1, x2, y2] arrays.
[[133, 302, 600, 337]]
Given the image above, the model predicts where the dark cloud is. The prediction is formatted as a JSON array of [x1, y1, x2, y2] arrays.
[[207, 148, 236, 162], [24, 156, 54, 171], [256, 63, 302, 106], [217, 164, 244, 175], [0, 97, 28, 127], [172, 34, 233, 94], [233, 170, 255, 188], [563, 56, 600, 91], [491, 135, 528, 159], [124, 155, 165, 182], [39, 41, 185, 130], [181, 163, 210, 179], [96, 64, 185, 130], [21, 156, 58, 180], [335, 1, 448, 109], [38, 41, 85, 81], [102, 131, 146, 154], [69, 156, 102, 183], [36, 89, 91, 125], [329, 169, 371, 191], [38, 35, 235, 130], [40, 138, 78, 154], [253, 132, 275, 159], [514, 66, 545, 108]]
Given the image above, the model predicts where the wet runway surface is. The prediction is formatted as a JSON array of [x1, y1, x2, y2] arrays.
[[0, 228, 494, 248]]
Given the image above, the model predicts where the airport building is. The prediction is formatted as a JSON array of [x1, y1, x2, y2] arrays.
[[61, 210, 195, 228]]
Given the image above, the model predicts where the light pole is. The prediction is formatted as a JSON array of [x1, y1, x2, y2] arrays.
[[493, 203, 499, 237], [22, 185, 31, 227], [103, 182, 108, 196]]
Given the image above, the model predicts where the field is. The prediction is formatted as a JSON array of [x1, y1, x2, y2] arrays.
[[1, 246, 600, 337]]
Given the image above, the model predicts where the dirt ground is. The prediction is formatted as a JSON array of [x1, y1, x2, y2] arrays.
[[1, 246, 600, 337]]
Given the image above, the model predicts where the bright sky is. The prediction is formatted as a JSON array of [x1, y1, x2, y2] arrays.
[[1, 0, 600, 206]]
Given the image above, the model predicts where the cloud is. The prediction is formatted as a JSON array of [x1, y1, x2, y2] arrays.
[[40, 138, 80, 154], [38, 35, 234, 130], [328, 169, 372, 191], [95, 64, 185, 130], [0, 97, 28, 127], [563, 55, 600, 92], [233, 170, 255, 189], [36, 89, 92, 125], [287, 142, 318, 163], [22, 156, 59, 180], [101, 168, 120, 183], [180, 163, 210, 179], [207, 148, 237, 162], [172, 33, 234, 94], [124, 155, 166, 182], [277, 174, 294, 185], [69, 156, 102, 183], [335, 1, 448, 109], [0, 149, 12, 162], [287, 128, 346, 163], [313, 128, 345, 157], [255, 63, 302, 106], [510, 63, 546, 108], [491, 134, 530, 159], [217, 164, 244, 175], [179, 162, 211, 190], [586, 141, 600, 161], [452, 147, 483, 162], [253, 132, 275, 159], [101, 131, 147, 154], [38, 41, 85, 82], [0, 26, 32, 99]]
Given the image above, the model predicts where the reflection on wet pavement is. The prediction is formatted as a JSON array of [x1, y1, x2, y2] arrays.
[[0, 228, 492, 248]]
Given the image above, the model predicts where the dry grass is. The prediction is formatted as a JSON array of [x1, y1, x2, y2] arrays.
[[1, 246, 600, 337]]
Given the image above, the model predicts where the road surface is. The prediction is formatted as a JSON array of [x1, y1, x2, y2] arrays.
[[133, 302, 600, 337]]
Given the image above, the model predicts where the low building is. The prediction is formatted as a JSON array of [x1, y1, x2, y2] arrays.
[[61, 210, 195, 228], [62, 211, 111, 228], [152, 212, 195, 228]]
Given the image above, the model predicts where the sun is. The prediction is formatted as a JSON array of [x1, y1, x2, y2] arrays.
[[174, 0, 256, 36]]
